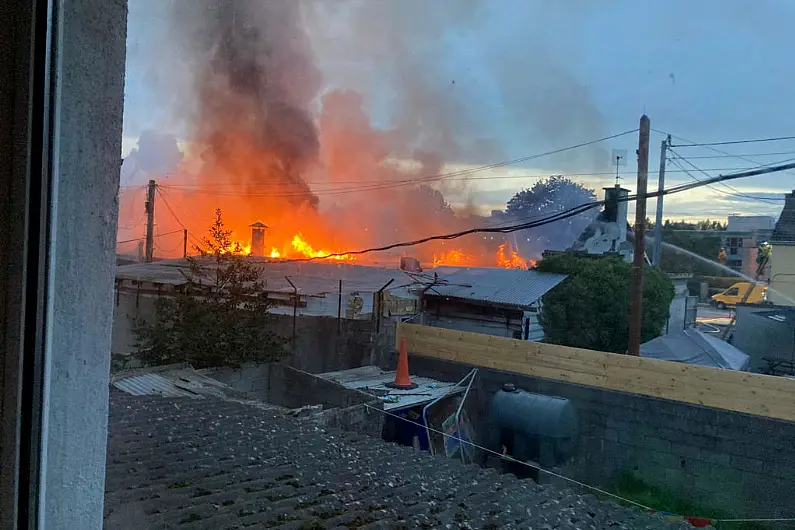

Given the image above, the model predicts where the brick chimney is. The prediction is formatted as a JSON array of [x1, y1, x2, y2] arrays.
[[603, 185, 629, 242], [249, 221, 267, 256]]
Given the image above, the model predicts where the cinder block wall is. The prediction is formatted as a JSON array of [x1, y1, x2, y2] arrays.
[[406, 355, 795, 519], [204, 363, 384, 437]]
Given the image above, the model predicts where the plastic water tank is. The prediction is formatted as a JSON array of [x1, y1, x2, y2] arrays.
[[481, 384, 578, 468]]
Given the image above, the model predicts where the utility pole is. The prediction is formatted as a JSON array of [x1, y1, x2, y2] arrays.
[[652, 135, 671, 266], [183, 229, 188, 258], [628, 115, 651, 356], [144, 179, 156, 262]]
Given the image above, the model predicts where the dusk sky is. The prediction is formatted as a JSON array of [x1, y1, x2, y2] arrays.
[[123, 0, 795, 222]]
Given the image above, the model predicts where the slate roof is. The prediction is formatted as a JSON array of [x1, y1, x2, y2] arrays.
[[772, 191, 795, 244], [104, 390, 696, 530], [426, 267, 567, 309]]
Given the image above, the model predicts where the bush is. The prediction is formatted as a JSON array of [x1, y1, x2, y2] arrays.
[[536, 253, 674, 353]]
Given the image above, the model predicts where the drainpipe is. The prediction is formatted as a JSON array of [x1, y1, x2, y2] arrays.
[[285, 276, 298, 354]]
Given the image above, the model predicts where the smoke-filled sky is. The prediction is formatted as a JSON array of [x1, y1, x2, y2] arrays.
[[123, 0, 795, 226]]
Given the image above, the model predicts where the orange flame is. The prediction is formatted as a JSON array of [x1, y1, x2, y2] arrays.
[[219, 240, 251, 255], [433, 249, 476, 267], [496, 242, 535, 269], [291, 233, 352, 261]]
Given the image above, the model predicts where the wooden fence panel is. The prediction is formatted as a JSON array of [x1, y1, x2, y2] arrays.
[[397, 323, 795, 422]]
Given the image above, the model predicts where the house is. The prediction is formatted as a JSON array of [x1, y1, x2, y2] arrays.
[[570, 185, 634, 262], [769, 190, 795, 305], [420, 267, 567, 341], [722, 215, 775, 279]]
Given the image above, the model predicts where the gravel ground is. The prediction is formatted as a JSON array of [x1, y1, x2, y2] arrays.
[[104, 391, 704, 529]]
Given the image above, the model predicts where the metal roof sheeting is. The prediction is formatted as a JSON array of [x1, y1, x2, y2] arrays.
[[428, 267, 568, 308], [112, 368, 235, 399], [113, 373, 199, 398]]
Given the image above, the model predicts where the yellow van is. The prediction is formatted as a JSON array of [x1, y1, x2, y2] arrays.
[[711, 282, 767, 309]]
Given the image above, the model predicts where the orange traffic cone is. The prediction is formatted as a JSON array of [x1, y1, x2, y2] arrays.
[[386, 337, 418, 389]]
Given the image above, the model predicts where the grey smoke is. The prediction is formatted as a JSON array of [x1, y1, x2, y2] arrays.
[[121, 130, 183, 183], [167, 0, 323, 208], [303, 0, 609, 172]]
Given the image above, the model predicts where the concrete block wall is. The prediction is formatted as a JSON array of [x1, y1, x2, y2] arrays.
[[405, 355, 795, 519], [112, 290, 376, 374], [204, 363, 384, 438]]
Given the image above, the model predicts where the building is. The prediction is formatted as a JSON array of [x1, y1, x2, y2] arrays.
[[570, 185, 634, 262], [420, 266, 567, 341], [769, 191, 795, 305], [722, 214, 775, 279]]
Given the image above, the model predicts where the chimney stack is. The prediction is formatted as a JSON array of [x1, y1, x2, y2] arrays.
[[249, 221, 267, 256], [603, 185, 630, 241]]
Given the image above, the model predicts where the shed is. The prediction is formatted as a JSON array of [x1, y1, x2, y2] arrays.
[[422, 267, 567, 341], [640, 328, 750, 370]]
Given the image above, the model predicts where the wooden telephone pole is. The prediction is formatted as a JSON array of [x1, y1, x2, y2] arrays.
[[144, 179, 156, 262], [628, 116, 651, 355]]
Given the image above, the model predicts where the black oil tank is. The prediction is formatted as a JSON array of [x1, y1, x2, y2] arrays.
[[481, 384, 578, 468]]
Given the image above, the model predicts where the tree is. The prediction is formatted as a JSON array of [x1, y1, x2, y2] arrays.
[[647, 219, 729, 275], [536, 253, 674, 353], [132, 209, 284, 368], [504, 176, 597, 252]]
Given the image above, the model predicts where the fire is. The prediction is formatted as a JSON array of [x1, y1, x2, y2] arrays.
[[496, 242, 535, 269], [433, 249, 475, 267], [269, 247, 281, 258], [291, 233, 352, 261], [219, 240, 251, 255]]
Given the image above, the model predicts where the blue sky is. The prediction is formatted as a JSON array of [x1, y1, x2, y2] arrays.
[[123, 0, 795, 221]]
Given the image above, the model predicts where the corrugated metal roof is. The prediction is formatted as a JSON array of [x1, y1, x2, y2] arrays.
[[112, 368, 235, 399], [428, 267, 567, 308], [113, 373, 198, 398]]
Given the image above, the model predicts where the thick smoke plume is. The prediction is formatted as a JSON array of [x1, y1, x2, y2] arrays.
[[120, 0, 611, 265], [172, 0, 321, 208]]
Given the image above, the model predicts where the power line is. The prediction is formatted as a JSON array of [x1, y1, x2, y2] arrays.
[[668, 150, 786, 204], [158, 129, 639, 198], [273, 160, 795, 262], [155, 186, 206, 249], [669, 134, 795, 148], [117, 229, 183, 245], [679, 151, 795, 160], [656, 129, 795, 179], [158, 166, 781, 200], [159, 165, 784, 189]]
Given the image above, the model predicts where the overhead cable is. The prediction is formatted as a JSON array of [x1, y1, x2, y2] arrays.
[[276, 160, 795, 262]]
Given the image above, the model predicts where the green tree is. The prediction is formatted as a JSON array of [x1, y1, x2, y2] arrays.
[[647, 219, 728, 275], [132, 209, 284, 368], [537, 254, 674, 353], [505, 175, 597, 252]]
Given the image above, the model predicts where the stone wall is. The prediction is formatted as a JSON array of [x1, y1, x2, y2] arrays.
[[404, 355, 795, 519]]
